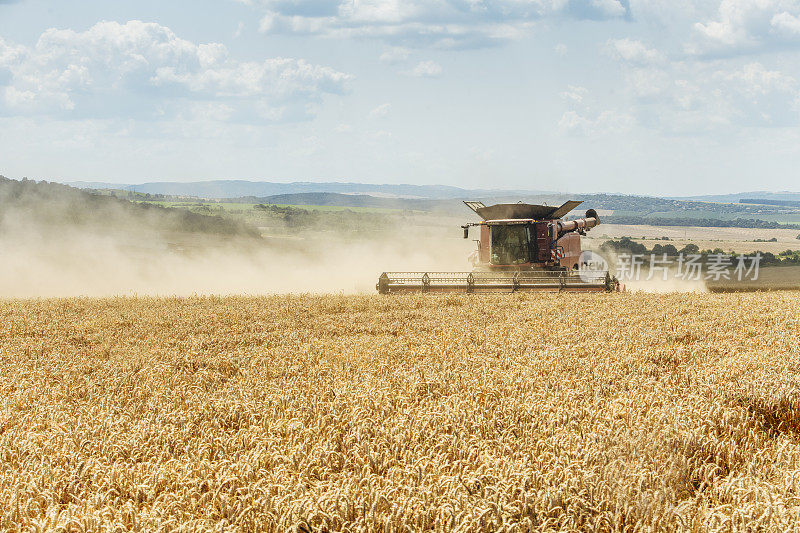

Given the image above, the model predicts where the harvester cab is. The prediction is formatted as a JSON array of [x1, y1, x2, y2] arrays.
[[377, 200, 619, 294], [461, 200, 599, 271]]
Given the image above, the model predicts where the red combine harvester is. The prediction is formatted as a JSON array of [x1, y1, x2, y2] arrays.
[[377, 200, 620, 293]]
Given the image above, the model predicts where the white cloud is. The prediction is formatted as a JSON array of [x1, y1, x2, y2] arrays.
[[181, 101, 236, 122], [558, 86, 633, 136], [713, 63, 799, 125], [589, 0, 627, 17], [772, 10, 800, 35], [689, 0, 800, 54], [627, 0, 718, 24], [379, 46, 410, 64], [558, 109, 634, 136], [606, 38, 665, 65], [720, 62, 796, 95], [0, 36, 25, 66], [554, 43, 567, 56], [561, 85, 587, 105], [407, 60, 442, 78], [290, 134, 322, 157], [625, 67, 672, 98], [605, 42, 800, 132], [368, 102, 391, 119], [244, 0, 628, 48], [0, 20, 351, 121]]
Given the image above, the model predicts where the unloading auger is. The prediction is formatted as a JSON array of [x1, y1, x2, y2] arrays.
[[377, 200, 621, 294]]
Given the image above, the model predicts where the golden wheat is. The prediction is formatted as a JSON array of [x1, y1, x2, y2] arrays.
[[0, 292, 799, 531]]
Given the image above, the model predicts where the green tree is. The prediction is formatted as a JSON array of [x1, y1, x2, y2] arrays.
[[662, 244, 679, 256]]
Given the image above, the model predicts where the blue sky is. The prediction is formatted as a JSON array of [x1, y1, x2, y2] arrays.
[[1, 0, 800, 195]]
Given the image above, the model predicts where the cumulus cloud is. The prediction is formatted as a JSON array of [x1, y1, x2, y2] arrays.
[[558, 109, 630, 136], [561, 85, 588, 105], [245, 0, 628, 48], [606, 38, 665, 65], [406, 60, 442, 78], [367, 102, 391, 119], [772, 11, 800, 34], [379, 46, 410, 64], [606, 40, 800, 132], [626, 0, 718, 26], [712, 62, 799, 125], [689, 0, 800, 54], [569, 2, 800, 133], [558, 85, 634, 137], [0, 20, 351, 121], [721, 62, 796, 95]]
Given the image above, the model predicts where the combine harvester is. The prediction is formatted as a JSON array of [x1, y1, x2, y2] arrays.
[[377, 200, 621, 293]]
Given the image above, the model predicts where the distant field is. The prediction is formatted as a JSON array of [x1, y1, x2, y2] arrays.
[[610, 209, 800, 225], [586, 224, 800, 254], [706, 265, 800, 292], [265, 203, 409, 214]]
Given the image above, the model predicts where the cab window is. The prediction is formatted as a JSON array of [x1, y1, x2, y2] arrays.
[[490, 225, 529, 265]]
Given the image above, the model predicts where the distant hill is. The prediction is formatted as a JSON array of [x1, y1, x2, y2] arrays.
[[228, 191, 800, 226], [0, 177, 258, 238], [68, 180, 551, 200], [60, 179, 800, 227], [236, 191, 704, 216], [66, 180, 800, 205], [237, 192, 453, 212], [674, 191, 800, 203]]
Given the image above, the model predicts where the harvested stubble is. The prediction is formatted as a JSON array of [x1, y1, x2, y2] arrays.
[[1, 292, 800, 531]]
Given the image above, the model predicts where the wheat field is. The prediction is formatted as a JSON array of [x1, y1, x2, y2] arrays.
[[1, 292, 799, 531]]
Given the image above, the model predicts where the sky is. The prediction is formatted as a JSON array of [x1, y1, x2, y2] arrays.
[[1, 0, 800, 196]]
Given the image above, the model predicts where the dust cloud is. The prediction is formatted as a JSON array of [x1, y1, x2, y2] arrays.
[[0, 178, 484, 297], [0, 215, 475, 298], [623, 278, 708, 293]]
